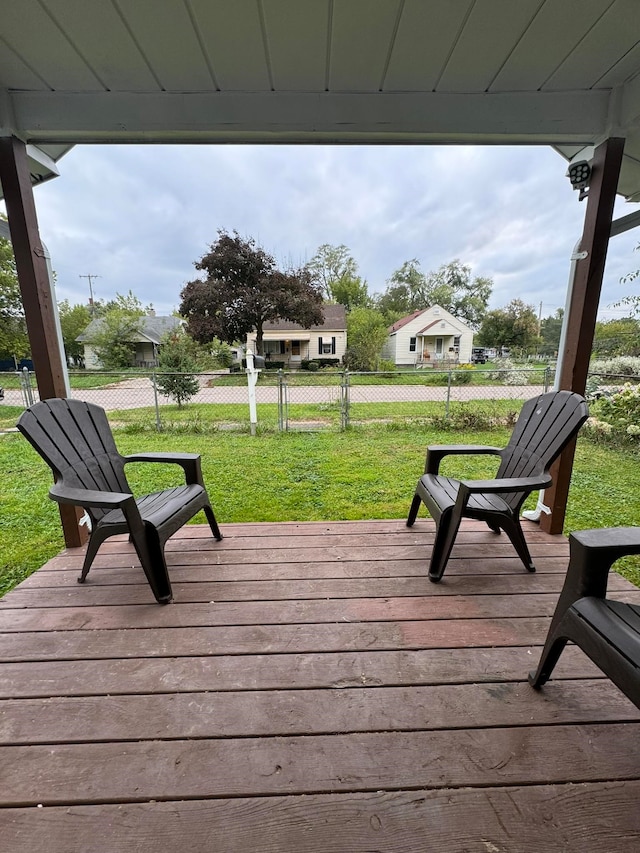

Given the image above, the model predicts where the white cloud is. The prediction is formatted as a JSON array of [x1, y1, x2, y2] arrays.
[[8, 143, 638, 321]]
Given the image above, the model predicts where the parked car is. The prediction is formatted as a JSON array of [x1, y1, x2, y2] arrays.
[[0, 386, 4, 401], [471, 347, 487, 364]]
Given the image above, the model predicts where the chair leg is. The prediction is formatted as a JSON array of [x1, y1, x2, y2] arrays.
[[502, 518, 535, 572], [77, 532, 104, 583], [406, 492, 422, 527], [486, 520, 501, 534], [129, 527, 173, 604], [428, 508, 462, 583], [528, 633, 569, 689], [203, 503, 223, 541]]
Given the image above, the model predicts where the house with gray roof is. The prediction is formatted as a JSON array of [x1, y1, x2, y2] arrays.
[[77, 314, 183, 369], [246, 304, 347, 368]]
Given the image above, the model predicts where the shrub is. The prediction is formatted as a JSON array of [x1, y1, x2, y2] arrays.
[[589, 356, 640, 380], [452, 370, 472, 385], [591, 383, 640, 443], [487, 357, 530, 385], [307, 361, 319, 372]]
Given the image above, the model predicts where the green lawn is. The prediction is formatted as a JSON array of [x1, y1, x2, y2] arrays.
[[1, 422, 639, 596]]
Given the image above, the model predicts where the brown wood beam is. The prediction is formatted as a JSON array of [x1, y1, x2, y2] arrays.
[[541, 137, 624, 535], [0, 135, 86, 548]]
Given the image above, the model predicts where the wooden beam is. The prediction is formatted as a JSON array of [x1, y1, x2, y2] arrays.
[[10, 90, 609, 145], [541, 137, 625, 536], [0, 134, 86, 548]]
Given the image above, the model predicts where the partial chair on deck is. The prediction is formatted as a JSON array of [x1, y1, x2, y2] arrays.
[[529, 527, 640, 709], [17, 398, 222, 604], [406, 390, 589, 582]]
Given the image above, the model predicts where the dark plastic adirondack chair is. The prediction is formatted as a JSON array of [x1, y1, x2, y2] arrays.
[[406, 390, 589, 582], [529, 527, 640, 709], [17, 398, 222, 603]]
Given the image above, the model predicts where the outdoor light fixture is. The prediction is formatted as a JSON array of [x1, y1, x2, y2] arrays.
[[567, 159, 592, 200]]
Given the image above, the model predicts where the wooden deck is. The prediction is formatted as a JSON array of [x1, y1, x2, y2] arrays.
[[1, 518, 639, 852]]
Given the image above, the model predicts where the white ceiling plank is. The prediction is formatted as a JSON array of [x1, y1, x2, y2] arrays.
[[10, 90, 609, 144], [0, 43, 49, 92], [263, 0, 330, 91], [491, 0, 610, 92], [42, 0, 160, 91], [0, 0, 102, 90], [598, 42, 640, 89], [189, 0, 270, 91], [437, 0, 542, 92], [384, 0, 473, 92], [115, 0, 215, 91], [329, 0, 401, 91], [545, 0, 640, 90]]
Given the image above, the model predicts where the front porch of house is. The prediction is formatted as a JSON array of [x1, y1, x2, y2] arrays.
[[414, 331, 461, 367], [1, 518, 639, 851]]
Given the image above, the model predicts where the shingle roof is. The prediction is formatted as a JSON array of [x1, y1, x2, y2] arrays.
[[261, 304, 346, 333], [77, 315, 182, 344], [387, 309, 428, 334]]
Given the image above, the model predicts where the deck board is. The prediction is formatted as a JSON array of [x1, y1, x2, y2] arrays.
[[1, 518, 639, 851]]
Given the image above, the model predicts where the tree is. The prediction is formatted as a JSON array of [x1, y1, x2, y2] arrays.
[[593, 317, 640, 357], [539, 308, 564, 357], [376, 259, 428, 318], [58, 300, 91, 365], [377, 259, 492, 328], [155, 330, 200, 407], [87, 294, 144, 369], [330, 275, 371, 312], [0, 230, 29, 361], [307, 244, 358, 301], [180, 231, 324, 356], [422, 260, 492, 328], [476, 299, 540, 353], [344, 307, 389, 371]]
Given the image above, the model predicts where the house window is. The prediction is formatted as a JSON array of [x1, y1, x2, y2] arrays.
[[453, 336, 461, 352], [319, 336, 336, 355], [264, 340, 282, 356], [409, 337, 417, 352]]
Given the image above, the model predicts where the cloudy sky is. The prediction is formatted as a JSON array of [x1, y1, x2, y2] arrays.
[[10, 144, 640, 322]]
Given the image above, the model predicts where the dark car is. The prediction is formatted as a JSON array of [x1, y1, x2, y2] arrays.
[[0, 386, 4, 401], [471, 347, 487, 364]]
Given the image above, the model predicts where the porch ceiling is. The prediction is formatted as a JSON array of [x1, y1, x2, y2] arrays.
[[1, 1, 640, 198]]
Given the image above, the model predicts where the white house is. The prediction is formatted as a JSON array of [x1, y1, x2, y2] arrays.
[[246, 304, 347, 368], [382, 305, 473, 367]]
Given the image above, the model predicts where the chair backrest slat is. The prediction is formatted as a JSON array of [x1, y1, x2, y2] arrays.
[[497, 390, 588, 507], [17, 399, 131, 517]]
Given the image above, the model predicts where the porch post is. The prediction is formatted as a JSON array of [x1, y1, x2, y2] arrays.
[[540, 137, 624, 535], [0, 135, 86, 548]]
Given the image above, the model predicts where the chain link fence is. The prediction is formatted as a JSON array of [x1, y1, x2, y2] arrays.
[[2, 366, 638, 433]]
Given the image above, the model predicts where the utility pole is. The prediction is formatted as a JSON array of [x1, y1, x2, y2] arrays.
[[79, 274, 101, 313]]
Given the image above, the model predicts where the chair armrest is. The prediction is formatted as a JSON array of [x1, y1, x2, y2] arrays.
[[49, 483, 134, 509], [123, 452, 203, 485], [458, 474, 552, 495], [566, 527, 640, 600], [425, 445, 503, 474]]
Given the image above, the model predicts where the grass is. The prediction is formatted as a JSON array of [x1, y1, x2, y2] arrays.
[[1, 422, 639, 597]]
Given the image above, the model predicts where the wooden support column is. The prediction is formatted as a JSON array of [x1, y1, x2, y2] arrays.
[[0, 135, 86, 548], [541, 137, 624, 535]]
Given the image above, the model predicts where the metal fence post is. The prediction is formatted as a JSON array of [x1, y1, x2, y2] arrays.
[[543, 365, 551, 392], [151, 372, 162, 431], [340, 370, 350, 430], [20, 367, 34, 407], [445, 370, 452, 419], [277, 369, 286, 431]]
